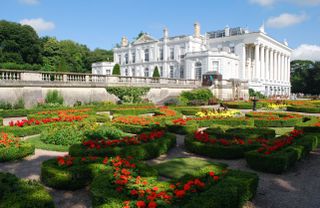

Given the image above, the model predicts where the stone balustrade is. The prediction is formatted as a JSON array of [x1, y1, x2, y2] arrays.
[[0, 69, 200, 88]]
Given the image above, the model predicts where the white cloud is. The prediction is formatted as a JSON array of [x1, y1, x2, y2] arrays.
[[292, 44, 320, 61], [20, 0, 40, 5], [20, 18, 55, 32], [266, 13, 307, 28], [250, 0, 320, 6]]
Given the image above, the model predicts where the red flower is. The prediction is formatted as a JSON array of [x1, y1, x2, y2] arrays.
[[148, 201, 157, 208], [174, 190, 186, 198], [136, 201, 146, 208]]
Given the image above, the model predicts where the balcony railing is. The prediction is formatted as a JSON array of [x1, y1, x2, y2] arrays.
[[0, 69, 201, 88]]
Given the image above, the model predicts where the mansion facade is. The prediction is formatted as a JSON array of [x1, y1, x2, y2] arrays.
[[93, 23, 292, 97]]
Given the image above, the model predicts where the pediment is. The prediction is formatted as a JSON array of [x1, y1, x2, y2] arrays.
[[133, 34, 157, 45]]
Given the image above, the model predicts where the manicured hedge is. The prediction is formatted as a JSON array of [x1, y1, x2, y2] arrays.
[[0, 143, 35, 162], [41, 158, 111, 190], [287, 105, 320, 113], [0, 117, 2, 126], [245, 134, 318, 173], [223, 102, 262, 109], [183, 170, 259, 208], [165, 121, 198, 135], [41, 158, 158, 190], [197, 117, 254, 127], [0, 172, 54, 208], [185, 136, 261, 159], [254, 117, 302, 127], [69, 133, 176, 160]]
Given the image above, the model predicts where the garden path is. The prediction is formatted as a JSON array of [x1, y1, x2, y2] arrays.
[[0, 149, 92, 208]]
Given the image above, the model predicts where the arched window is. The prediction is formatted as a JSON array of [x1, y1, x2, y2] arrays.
[[195, 62, 202, 80], [125, 68, 129, 76], [125, 53, 129, 64], [144, 68, 149, 77]]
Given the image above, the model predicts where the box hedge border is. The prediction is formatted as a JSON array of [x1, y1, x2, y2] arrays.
[[0, 143, 35, 162], [69, 133, 176, 160]]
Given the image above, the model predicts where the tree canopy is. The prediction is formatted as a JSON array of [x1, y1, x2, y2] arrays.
[[291, 60, 320, 95], [0, 20, 113, 72]]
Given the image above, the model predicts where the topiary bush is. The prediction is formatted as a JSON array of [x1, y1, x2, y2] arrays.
[[112, 63, 121, 75], [152, 66, 160, 78], [0, 172, 54, 208], [180, 89, 214, 105], [106, 87, 150, 103], [45, 90, 64, 105]]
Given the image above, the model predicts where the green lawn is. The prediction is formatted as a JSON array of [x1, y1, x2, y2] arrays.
[[26, 135, 69, 152], [152, 158, 227, 179]]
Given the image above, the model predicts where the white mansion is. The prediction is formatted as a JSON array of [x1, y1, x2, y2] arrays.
[[93, 23, 292, 96]]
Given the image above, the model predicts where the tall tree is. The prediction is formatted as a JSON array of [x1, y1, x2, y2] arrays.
[[0, 20, 42, 64]]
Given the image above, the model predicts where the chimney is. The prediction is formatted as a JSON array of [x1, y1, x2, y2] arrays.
[[121, 36, 128, 47], [163, 27, 169, 39], [194, 22, 200, 38]]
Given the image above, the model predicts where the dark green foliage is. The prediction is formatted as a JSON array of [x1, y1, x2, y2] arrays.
[[166, 121, 198, 135], [180, 89, 214, 105], [254, 117, 302, 127], [0, 143, 35, 162], [112, 123, 161, 134], [112, 63, 121, 75], [0, 172, 54, 208], [223, 127, 276, 139], [84, 124, 131, 140], [106, 86, 150, 103], [291, 60, 320, 94], [152, 66, 160, 78], [45, 90, 64, 104], [287, 105, 320, 113], [223, 101, 254, 109], [0, 98, 25, 110], [185, 136, 260, 159], [0, 20, 42, 65], [69, 133, 176, 160]]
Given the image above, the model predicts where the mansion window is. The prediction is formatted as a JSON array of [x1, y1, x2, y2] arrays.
[[132, 68, 136, 77], [118, 55, 122, 64], [159, 48, 164, 60], [125, 53, 129, 64], [105, 70, 111, 75], [169, 66, 174, 78], [212, 61, 219, 72], [125, 68, 129, 76], [144, 49, 149, 62], [230, 47, 235, 53], [160, 66, 163, 77], [195, 62, 202, 80], [132, 52, 136, 63], [170, 48, 174, 60], [180, 66, 185, 79], [144, 68, 149, 77]]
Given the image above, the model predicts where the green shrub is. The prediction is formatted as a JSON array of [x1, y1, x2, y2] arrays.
[[0, 142, 35, 162], [0, 98, 24, 110], [106, 87, 150, 103], [249, 88, 266, 99], [287, 105, 320, 113], [84, 124, 131, 140], [180, 89, 214, 105], [40, 123, 90, 146], [45, 90, 64, 104], [222, 127, 276, 139], [166, 121, 198, 135], [112, 122, 161, 134], [69, 133, 176, 160], [112, 63, 120, 75], [0, 172, 54, 208], [0, 117, 2, 126]]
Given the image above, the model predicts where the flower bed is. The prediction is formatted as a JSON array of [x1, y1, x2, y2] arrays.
[[69, 131, 176, 160], [0, 172, 54, 208], [112, 115, 163, 133], [195, 109, 241, 118], [223, 101, 262, 109], [246, 112, 303, 127], [286, 100, 320, 113], [245, 130, 319, 173], [41, 155, 258, 208], [0, 132, 34, 162], [185, 130, 268, 159]]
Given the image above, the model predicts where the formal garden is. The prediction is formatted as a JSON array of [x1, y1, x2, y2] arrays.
[[0, 88, 320, 208]]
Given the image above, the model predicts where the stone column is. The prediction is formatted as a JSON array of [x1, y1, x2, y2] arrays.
[[270, 49, 274, 82], [248, 46, 252, 81], [284, 56, 287, 83], [265, 47, 270, 81], [277, 52, 281, 82], [287, 56, 291, 84], [242, 44, 246, 80], [254, 43, 260, 80], [260, 45, 265, 81]]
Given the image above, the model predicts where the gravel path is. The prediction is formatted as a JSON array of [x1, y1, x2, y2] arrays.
[[0, 149, 92, 208], [1, 135, 320, 208]]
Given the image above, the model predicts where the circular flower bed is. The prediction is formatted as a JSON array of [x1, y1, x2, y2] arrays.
[[0, 132, 34, 162], [246, 112, 303, 127]]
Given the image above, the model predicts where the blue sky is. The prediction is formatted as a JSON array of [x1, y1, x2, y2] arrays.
[[1, 0, 320, 60]]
